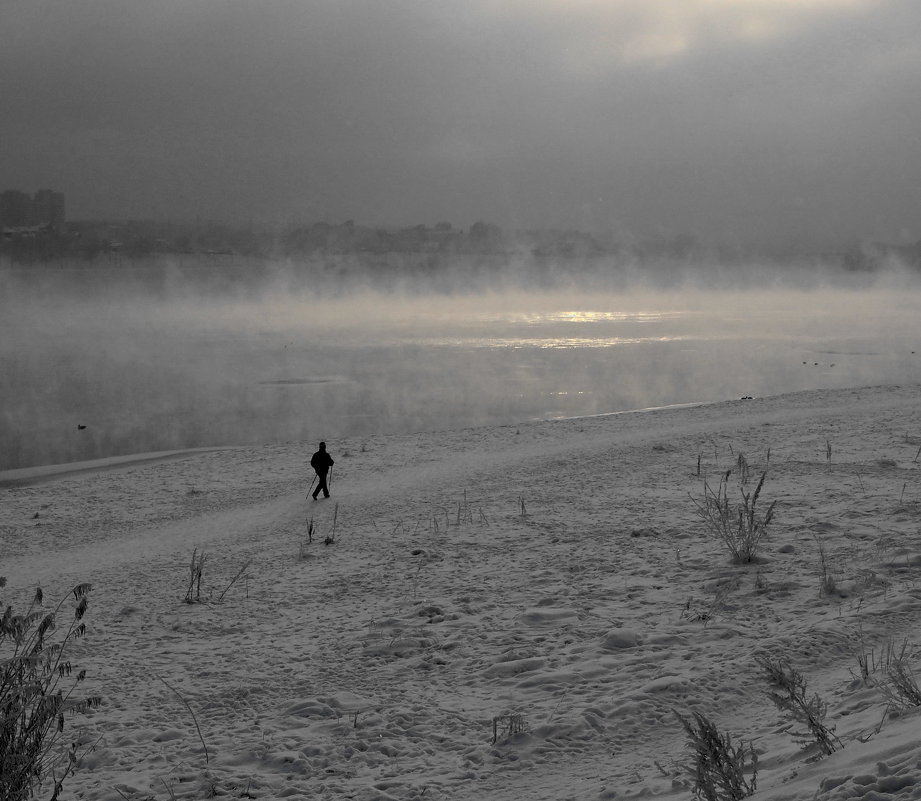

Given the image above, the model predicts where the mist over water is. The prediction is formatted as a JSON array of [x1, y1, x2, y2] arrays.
[[2, 259, 920, 471]]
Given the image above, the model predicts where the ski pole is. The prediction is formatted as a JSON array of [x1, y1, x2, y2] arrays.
[[327, 467, 333, 489], [307, 475, 317, 497]]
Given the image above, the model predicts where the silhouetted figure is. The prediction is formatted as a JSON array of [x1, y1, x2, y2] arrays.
[[310, 441, 335, 500]]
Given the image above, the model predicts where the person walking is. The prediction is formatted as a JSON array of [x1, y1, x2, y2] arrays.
[[309, 441, 335, 500]]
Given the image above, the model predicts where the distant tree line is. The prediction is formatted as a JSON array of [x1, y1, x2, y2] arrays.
[[3, 216, 920, 277]]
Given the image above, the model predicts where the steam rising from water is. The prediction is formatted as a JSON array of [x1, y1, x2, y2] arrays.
[[2, 261, 919, 470]]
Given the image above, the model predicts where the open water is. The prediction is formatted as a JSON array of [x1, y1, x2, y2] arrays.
[[2, 271, 919, 470]]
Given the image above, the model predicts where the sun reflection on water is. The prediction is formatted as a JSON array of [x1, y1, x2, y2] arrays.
[[391, 307, 695, 348], [405, 335, 692, 349], [474, 309, 689, 325]]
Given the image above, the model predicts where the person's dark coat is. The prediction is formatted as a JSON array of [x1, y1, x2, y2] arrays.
[[310, 446, 334, 476], [309, 442, 335, 500]]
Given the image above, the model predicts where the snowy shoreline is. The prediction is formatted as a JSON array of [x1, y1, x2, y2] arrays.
[[3, 383, 921, 800], [0, 400, 712, 488]]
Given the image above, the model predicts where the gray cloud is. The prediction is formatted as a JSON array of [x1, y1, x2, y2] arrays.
[[2, 0, 919, 246]]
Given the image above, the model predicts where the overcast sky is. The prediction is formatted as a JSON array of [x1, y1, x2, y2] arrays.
[[2, 0, 919, 248]]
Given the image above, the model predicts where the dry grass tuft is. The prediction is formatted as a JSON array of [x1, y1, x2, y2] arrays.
[[757, 656, 841, 756], [491, 711, 528, 744], [692, 471, 776, 564], [878, 648, 921, 709], [674, 709, 757, 801], [851, 636, 909, 684]]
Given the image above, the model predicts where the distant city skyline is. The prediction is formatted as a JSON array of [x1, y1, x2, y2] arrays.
[[0, 187, 66, 231], [3, 2, 920, 250]]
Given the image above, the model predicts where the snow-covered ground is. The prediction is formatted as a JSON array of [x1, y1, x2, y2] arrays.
[[3, 384, 921, 800]]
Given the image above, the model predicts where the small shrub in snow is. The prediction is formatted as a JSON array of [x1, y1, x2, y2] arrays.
[[674, 709, 757, 801], [1, 580, 102, 801], [682, 578, 739, 626], [491, 711, 528, 744], [692, 470, 775, 564], [878, 651, 921, 708], [757, 656, 841, 756]]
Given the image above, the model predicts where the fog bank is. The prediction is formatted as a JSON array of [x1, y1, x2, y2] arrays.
[[2, 257, 919, 470]]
